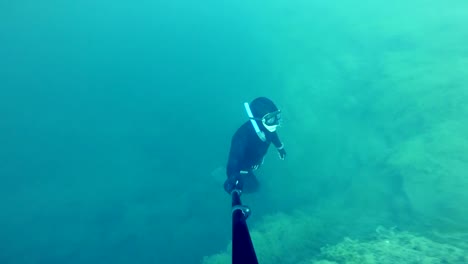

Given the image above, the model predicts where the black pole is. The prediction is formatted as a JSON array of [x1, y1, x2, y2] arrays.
[[231, 190, 258, 264]]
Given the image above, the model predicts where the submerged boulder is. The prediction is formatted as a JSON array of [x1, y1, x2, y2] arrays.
[[313, 227, 468, 264], [388, 120, 468, 231]]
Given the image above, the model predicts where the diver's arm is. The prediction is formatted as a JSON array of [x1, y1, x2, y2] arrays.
[[271, 132, 284, 149], [226, 156, 240, 178], [226, 133, 247, 178], [225, 135, 248, 193], [271, 132, 286, 160]]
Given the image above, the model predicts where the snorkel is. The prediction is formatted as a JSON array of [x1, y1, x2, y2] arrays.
[[244, 102, 266, 142]]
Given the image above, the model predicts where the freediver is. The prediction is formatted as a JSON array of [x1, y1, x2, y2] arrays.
[[224, 97, 286, 194]]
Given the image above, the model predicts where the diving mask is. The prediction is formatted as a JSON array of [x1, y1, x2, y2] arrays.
[[261, 110, 281, 132]]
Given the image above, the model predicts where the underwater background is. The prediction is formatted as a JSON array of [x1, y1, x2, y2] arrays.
[[1, 0, 468, 263]]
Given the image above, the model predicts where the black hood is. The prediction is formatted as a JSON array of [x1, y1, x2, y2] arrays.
[[250, 97, 278, 119]]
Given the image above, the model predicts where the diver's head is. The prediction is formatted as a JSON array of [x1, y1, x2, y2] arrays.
[[249, 97, 282, 132]]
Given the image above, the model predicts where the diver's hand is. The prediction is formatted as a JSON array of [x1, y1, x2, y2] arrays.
[[224, 174, 243, 194], [278, 148, 286, 160]]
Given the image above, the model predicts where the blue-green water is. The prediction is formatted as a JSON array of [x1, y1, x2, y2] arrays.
[[1, 1, 468, 263]]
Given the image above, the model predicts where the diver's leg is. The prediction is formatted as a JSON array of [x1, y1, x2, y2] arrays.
[[240, 171, 260, 193]]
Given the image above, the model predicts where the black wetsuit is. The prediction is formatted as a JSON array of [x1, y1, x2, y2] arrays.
[[226, 121, 282, 192]]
